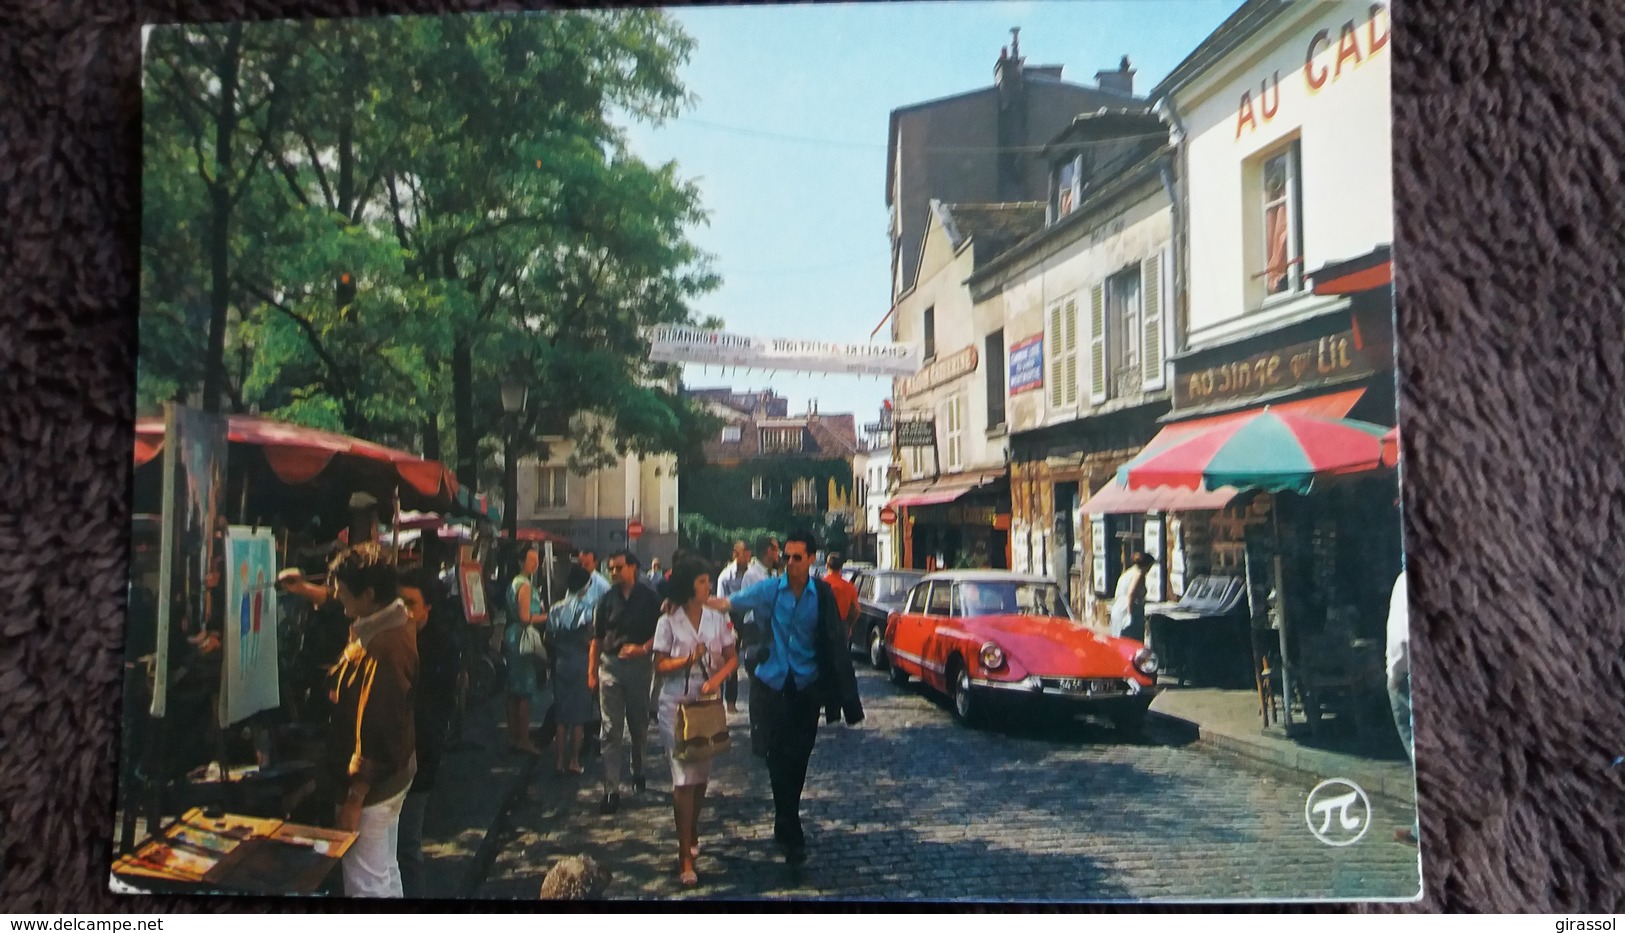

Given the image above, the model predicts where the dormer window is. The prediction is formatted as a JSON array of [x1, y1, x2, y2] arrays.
[[1053, 155, 1083, 220], [759, 427, 803, 454], [721, 424, 741, 443]]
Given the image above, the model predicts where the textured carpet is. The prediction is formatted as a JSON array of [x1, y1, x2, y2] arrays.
[[3, 0, 1625, 914]]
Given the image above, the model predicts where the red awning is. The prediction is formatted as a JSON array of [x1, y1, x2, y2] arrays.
[[1081, 481, 1238, 515], [888, 470, 1002, 509], [132, 414, 457, 499], [891, 486, 972, 508]]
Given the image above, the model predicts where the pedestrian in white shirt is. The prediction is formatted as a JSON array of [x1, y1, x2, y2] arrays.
[[1109, 552, 1155, 640], [714, 539, 759, 713]]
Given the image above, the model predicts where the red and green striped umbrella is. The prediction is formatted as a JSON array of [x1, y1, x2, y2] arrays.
[[1117, 408, 1391, 495]]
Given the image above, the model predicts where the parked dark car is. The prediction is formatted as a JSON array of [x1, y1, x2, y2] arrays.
[[847, 569, 925, 669]]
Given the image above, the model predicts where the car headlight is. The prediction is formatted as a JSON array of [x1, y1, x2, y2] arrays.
[[1132, 647, 1159, 676], [979, 642, 1006, 671]]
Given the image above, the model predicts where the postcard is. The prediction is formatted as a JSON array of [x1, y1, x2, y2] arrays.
[[124, 0, 1417, 902]]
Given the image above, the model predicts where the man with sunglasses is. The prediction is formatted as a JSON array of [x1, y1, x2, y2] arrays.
[[589, 549, 660, 814], [707, 530, 863, 865]]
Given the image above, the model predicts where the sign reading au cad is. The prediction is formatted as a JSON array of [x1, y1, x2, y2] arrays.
[[1008, 335, 1044, 395], [644, 325, 921, 377]]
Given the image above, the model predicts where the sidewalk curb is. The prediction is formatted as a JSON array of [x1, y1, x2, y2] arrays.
[[1147, 710, 1416, 805], [460, 751, 541, 897]]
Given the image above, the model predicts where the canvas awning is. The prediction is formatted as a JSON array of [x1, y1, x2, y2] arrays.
[[888, 469, 1004, 509], [132, 414, 459, 501], [1081, 481, 1238, 514]]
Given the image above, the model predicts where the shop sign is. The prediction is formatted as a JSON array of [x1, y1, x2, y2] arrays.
[[879, 506, 898, 525], [901, 345, 978, 397], [1008, 335, 1044, 395], [1173, 328, 1381, 409], [947, 505, 997, 526], [1235, 4, 1390, 140], [894, 418, 936, 448]]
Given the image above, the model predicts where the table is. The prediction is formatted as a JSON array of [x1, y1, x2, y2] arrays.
[[112, 808, 356, 895]]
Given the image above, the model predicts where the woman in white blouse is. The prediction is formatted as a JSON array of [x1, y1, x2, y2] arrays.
[[652, 559, 739, 887]]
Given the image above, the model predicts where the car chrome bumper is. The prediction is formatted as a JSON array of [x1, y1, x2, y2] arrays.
[[968, 674, 1162, 701]]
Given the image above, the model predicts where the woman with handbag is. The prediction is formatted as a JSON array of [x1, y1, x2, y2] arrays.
[[503, 544, 547, 755], [547, 564, 597, 775], [652, 559, 738, 887]]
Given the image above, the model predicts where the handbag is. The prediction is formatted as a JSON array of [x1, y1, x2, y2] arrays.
[[674, 650, 730, 762], [517, 621, 544, 658]]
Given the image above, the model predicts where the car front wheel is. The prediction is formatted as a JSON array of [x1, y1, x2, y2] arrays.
[[948, 661, 984, 727], [867, 625, 887, 670]]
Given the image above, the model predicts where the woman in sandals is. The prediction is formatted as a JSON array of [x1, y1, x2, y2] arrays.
[[652, 558, 738, 887], [546, 564, 597, 775], [502, 544, 546, 755]]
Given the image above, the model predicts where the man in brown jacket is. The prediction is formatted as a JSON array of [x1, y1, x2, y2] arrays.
[[327, 542, 418, 898]]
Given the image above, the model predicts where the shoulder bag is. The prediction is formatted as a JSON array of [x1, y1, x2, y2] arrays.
[[517, 621, 544, 657], [674, 646, 730, 763]]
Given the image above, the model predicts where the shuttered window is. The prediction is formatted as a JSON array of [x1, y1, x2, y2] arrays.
[[1088, 283, 1108, 404], [985, 330, 1006, 428], [1142, 249, 1168, 390], [1048, 298, 1079, 412]]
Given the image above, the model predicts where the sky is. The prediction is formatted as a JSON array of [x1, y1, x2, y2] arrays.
[[618, 0, 1241, 428]]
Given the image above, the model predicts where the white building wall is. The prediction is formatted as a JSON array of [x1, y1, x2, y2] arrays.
[[1176, 0, 1393, 346], [892, 209, 981, 482], [515, 440, 679, 556], [993, 196, 1174, 434]]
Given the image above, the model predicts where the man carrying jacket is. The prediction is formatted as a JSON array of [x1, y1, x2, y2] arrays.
[[708, 530, 862, 865]]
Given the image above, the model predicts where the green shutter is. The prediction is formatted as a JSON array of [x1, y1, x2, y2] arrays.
[[1049, 304, 1064, 409], [1142, 250, 1166, 390], [1088, 284, 1108, 404]]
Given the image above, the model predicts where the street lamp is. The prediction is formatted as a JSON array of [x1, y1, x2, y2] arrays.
[[500, 378, 528, 544]]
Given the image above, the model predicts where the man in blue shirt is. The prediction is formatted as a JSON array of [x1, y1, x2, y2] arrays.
[[708, 530, 862, 864]]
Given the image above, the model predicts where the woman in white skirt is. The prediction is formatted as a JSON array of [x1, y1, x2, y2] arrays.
[[652, 559, 738, 887]]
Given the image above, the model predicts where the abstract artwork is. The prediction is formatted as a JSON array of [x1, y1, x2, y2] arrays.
[[220, 526, 279, 726]]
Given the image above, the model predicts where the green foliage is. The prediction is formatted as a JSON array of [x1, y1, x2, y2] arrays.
[[138, 12, 718, 482], [679, 456, 854, 559], [677, 514, 782, 564]]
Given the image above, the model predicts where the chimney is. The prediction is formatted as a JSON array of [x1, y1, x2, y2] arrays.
[[995, 27, 1028, 201], [1096, 55, 1136, 97], [995, 27, 1024, 95]]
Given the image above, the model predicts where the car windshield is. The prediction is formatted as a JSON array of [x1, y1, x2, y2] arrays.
[[953, 581, 1074, 621]]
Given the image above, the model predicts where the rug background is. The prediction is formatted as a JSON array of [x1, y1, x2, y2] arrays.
[[4, 0, 1624, 913]]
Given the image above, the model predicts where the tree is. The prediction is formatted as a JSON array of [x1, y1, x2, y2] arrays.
[[141, 22, 302, 413], [138, 12, 719, 489]]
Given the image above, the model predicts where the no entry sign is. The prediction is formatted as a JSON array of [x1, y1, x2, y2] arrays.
[[879, 506, 898, 526]]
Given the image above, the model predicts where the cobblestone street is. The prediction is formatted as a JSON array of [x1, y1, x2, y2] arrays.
[[480, 667, 1422, 903]]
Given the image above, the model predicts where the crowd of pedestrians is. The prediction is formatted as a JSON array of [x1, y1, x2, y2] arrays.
[[277, 522, 865, 897]]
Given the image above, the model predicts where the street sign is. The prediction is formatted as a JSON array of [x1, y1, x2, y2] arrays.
[[879, 506, 898, 526], [627, 520, 645, 540]]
